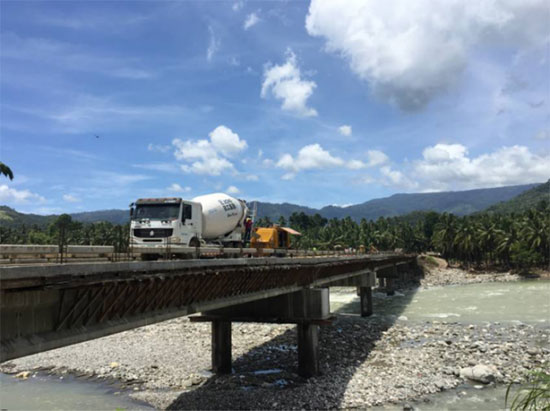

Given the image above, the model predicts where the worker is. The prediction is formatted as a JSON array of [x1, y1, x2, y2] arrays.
[[244, 217, 253, 243]]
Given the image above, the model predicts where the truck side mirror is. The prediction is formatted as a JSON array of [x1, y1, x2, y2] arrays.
[[130, 207, 134, 218]]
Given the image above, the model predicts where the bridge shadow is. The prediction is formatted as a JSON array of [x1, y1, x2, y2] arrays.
[[167, 273, 424, 410]]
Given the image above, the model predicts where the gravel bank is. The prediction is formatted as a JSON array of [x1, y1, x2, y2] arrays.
[[1, 268, 547, 410], [420, 266, 520, 287]]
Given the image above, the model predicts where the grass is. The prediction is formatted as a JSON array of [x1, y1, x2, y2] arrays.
[[505, 370, 550, 410]]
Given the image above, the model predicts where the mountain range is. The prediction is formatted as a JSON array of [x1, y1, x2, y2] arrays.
[[0, 182, 545, 228]]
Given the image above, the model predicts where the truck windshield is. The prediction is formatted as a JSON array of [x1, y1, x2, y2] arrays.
[[134, 204, 179, 220]]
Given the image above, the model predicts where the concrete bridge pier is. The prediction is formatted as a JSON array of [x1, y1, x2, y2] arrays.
[[359, 286, 373, 317], [192, 288, 331, 378], [297, 322, 319, 377], [212, 320, 232, 374]]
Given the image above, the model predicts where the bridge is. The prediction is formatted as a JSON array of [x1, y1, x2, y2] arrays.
[[0, 253, 418, 377]]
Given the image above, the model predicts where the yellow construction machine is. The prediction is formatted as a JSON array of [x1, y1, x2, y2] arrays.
[[250, 225, 301, 249]]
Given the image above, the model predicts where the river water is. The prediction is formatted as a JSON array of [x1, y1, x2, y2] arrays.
[[332, 279, 550, 411], [1, 279, 548, 410], [331, 279, 550, 324]]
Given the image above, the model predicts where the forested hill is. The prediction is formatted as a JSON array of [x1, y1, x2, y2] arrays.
[[316, 183, 540, 221], [255, 182, 539, 222], [485, 180, 549, 214], [0, 182, 541, 227]]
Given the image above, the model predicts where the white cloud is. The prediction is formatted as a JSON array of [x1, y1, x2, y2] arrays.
[[244, 12, 260, 30], [133, 162, 180, 173], [2, 33, 154, 80], [0, 185, 46, 204], [276, 144, 344, 179], [148, 143, 171, 153], [226, 185, 240, 195], [338, 125, 352, 136], [366, 150, 389, 167], [245, 174, 259, 181], [261, 50, 317, 117], [381, 166, 418, 189], [167, 183, 191, 193], [209, 125, 248, 157], [535, 129, 550, 140], [63, 194, 80, 203], [207, 25, 219, 62], [232, 1, 244, 12], [276, 144, 375, 178], [306, 0, 549, 111], [413, 143, 550, 190], [180, 157, 235, 176], [172, 125, 247, 176]]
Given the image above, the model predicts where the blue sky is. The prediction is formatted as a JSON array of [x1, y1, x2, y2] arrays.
[[1, 0, 548, 214]]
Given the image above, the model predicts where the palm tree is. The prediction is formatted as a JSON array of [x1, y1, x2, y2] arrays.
[[0, 162, 13, 180]]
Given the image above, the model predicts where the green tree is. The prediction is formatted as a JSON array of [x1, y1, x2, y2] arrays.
[[0, 162, 13, 180]]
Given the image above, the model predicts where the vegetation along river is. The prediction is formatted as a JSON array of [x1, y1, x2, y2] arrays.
[[1, 277, 548, 410]]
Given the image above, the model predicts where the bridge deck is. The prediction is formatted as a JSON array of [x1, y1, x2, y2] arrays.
[[0, 254, 415, 362]]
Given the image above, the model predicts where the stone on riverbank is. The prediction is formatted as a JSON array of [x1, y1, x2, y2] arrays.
[[460, 364, 502, 384]]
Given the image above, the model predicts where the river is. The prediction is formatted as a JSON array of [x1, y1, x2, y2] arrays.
[[1, 279, 548, 410]]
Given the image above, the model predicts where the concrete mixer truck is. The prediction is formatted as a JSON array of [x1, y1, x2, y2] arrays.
[[129, 193, 249, 251]]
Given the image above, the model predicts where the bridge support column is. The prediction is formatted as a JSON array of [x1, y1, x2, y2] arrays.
[[212, 320, 232, 374], [360, 286, 373, 317], [378, 276, 385, 288], [298, 322, 319, 377]]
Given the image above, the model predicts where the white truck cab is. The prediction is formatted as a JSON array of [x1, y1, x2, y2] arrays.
[[130, 198, 203, 247], [129, 193, 248, 248]]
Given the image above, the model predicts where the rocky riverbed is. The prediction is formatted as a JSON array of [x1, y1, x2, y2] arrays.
[[1, 268, 548, 410], [419, 257, 521, 287]]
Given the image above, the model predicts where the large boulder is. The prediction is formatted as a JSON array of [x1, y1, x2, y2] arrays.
[[460, 364, 502, 384]]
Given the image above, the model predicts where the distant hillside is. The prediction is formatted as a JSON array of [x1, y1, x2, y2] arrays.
[[317, 183, 540, 221], [0, 207, 127, 228], [0, 182, 542, 227], [255, 183, 539, 221], [0, 206, 56, 228], [70, 209, 129, 225], [485, 180, 549, 214], [251, 202, 318, 222]]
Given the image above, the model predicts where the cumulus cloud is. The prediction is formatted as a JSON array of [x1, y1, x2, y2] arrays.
[[276, 143, 367, 179], [244, 12, 260, 30], [306, 0, 549, 110], [413, 143, 550, 190], [173, 125, 247, 176], [381, 166, 418, 189], [226, 185, 240, 195], [338, 125, 352, 136], [366, 150, 389, 167], [209, 125, 248, 157], [261, 50, 317, 117], [0, 185, 46, 204], [167, 183, 191, 193], [63, 194, 80, 203]]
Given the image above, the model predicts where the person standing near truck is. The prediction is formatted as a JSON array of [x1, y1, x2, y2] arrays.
[[244, 217, 253, 244]]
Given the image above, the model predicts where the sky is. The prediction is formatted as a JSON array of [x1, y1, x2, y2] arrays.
[[0, 0, 549, 214]]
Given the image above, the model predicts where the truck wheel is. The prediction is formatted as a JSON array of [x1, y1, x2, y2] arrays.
[[189, 238, 200, 248]]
